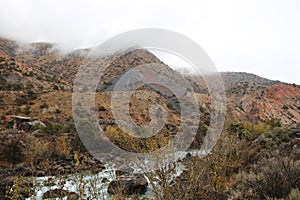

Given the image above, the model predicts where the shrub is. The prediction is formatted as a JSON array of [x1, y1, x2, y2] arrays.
[[189, 122, 208, 149], [6, 176, 34, 199], [265, 118, 282, 127], [239, 157, 300, 199], [15, 97, 26, 106], [20, 134, 53, 168], [98, 105, 107, 112], [26, 89, 36, 100], [23, 105, 30, 115], [287, 188, 300, 200], [63, 119, 77, 135], [53, 85, 59, 90], [12, 83, 24, 90], [0, 74, 7, 89], [40, 122, 63, 136], [104, 125, 170, 153], [255, 127, 291, 148], [144, 133, 243, 200], [283, 105, 289, 110], [15, 107, 22, 113], [55, 109, 61, 114], [54, 136, 72, 159], [166, 99, 180, 113], [229, 121, 252, 140], [243, 121, 271, 137], [40, 103, 49, 109], [0, 130, 23, 164]]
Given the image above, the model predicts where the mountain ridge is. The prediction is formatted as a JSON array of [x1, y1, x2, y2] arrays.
[[0, 37, 299, 125]]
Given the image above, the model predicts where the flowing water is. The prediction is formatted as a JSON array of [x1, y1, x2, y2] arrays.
[[25, 150, 207, 199]]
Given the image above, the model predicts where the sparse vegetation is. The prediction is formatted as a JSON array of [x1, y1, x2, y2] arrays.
[[104, 125, 170, 153], [0, 74, 7, 89], [21, 134, 53, 168], [40, 122, 63, 136], [238, 157, 300, 199], [53, 84, 59, 90], [12, 83, 24, 90], [54, 136, 72, 159], [55, 108, 62, 114], [23, 105, 31, 115], [15, 97, 27, 105], [1, 39, 300, 199], [283, 105, 289, 110], [40, 102, 49, 109]]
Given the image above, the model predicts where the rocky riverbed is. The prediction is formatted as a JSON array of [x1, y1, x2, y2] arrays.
[[2, 150, 202, 199], [0, 152, 104, 199], [1, 147, 211, 200]]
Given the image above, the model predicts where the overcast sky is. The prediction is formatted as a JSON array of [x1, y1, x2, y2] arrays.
[[0, 0, 299, 84]]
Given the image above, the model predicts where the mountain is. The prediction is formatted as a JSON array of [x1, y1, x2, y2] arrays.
[[0, 37, 299, 126], [221, 71, 280, 87]]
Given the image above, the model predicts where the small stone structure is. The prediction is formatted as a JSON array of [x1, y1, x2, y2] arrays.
[[8, 116, 46, 130]]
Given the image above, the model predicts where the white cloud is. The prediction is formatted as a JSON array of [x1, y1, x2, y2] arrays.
[[0, 0, 299, 84]]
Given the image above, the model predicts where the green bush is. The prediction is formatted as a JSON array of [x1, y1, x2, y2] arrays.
[[55, 109, 61, 114], [23, 105, 31, 115], [265, 118, 281, 127], [40, 103, 49, 109], [251, 126, 292, 160], [98, 105, 107, 112], [15, 107, 22, 113], [0, 74, 7, 89], [40, 122, 63, 136], [27, 89, 37, 100], [15, 97, 27, 106], [53, 85, 59, 90], [283, 105, 289, 110], [229, 121, 252, 140], [12, 83, 24, 90]]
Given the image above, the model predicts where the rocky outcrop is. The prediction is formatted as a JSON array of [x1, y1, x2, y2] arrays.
[[0, 153, 105, 194], [8, 116, 46, 130], [107, 173, 148, 195], [42, 185, 79, 199], [226, 83, 300, 124], [115, 164, 134, 176]]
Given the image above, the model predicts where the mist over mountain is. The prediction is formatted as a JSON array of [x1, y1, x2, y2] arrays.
[[0, 37, 299, 125]]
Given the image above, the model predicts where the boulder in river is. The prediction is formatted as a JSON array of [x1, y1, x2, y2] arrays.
[[42, 189, 69, 199], [67, 192, 79, 200], [107, 173, 148, 195], [115, 164, 134, 176]]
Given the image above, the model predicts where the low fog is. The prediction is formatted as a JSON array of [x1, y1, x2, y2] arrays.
[[0, 0, 299, 84]]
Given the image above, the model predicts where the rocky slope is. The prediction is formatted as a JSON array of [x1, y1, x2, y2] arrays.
[[1, 36, 300, 199], [0, 37, 299, 126]]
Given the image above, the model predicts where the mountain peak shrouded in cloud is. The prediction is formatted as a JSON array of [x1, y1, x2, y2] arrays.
[[0, 36, 299, 126], [0, 0, 299, 84]]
